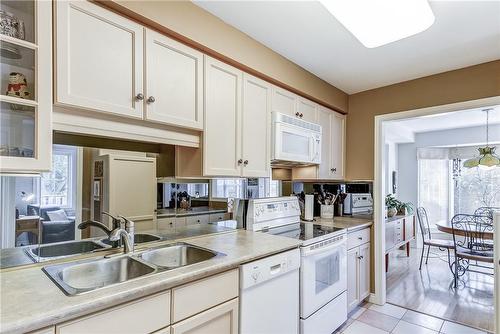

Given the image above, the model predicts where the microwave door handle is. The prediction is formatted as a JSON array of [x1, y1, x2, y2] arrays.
[[310, 134, 316, 162]]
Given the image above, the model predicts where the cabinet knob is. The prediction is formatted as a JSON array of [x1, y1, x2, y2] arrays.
[[238, 159, 243, 165], [299, 113, 303, 118], [295, 112, 300, 117], [358, 255, 364, 260], [243, 160, 249, 165], [135, 93, 144, 101], [331, 168, 337, 172], [358, 236, 363, 240], [147, 96, 156, 103]]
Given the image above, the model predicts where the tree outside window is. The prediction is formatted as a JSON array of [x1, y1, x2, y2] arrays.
[[40, 146, 77, 208], [454, 165, 500, 215]]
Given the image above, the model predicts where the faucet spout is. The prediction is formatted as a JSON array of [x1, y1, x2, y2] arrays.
[[109, 229, 134, 253], [78, 220, 113, 237]]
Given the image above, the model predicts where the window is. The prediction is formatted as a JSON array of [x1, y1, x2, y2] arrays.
[[40, 145, 77, 209], [418, 159, 450, 225], [211, 179, 245, 199], [454, 162, 500, 215]]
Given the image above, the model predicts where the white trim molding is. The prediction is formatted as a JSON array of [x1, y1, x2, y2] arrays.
[[373, 95, 500, 307]]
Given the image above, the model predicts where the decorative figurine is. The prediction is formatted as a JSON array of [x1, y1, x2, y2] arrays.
[[6, 72, 30, 99]]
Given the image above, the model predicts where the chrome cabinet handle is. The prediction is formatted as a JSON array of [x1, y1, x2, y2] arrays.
[[238, 159, 243, 165], [243, 160, 249, 165], [299, 113, 303, 118], [147, 96, 156, 103], [331, 168, 337, 172], [295, 112, 300, 117], [358, 236, 363, 240], [358, 255, 364, 260], [136, 93, 144, 101]]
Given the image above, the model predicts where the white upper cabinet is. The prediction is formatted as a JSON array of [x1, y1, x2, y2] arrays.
[[297, 98, 318, 123], [145, 29, 203, 130], [203, 56, 242, 176], [330, 111, 346, 179], [271, 86, 296, 117], [317, 106, 346, 180], [0, 0, 52, 172], [55, 0, 144, 119], [241, 74, 271, 177]]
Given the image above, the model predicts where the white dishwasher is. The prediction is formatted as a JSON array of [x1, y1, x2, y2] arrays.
[[239, 248, 300, 334]]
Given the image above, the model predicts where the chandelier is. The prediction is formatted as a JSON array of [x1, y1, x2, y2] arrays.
[[463, 108, 500, 169]]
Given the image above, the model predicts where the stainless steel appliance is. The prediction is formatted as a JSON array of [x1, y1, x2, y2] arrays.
[[271, 112, 322, 166], [343, 193, 373, 215], [245, 197, 347, 334]]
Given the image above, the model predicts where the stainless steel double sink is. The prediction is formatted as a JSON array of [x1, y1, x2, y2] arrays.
[[42, 243, 224, 296]]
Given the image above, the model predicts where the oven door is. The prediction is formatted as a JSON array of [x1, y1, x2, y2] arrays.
[[300, 236, 347, 318], [274, 122, 320, 164]]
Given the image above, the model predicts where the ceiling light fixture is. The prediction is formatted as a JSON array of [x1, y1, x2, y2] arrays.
[[463, 108, 500, 170], [319, 0, 435, 48]]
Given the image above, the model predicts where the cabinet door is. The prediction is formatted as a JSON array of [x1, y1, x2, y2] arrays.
[[186, 214, 209, 226], [145, 29, 203, 130], [297, 98, 318, 123], [241, 74, 271, 177], [385, 221, 396, 251], [347, 248, 360, 312], [171, 298, 238, 334], [203, 56, 242, 176], [317, 107, 332, 179], [329, 112, 345, 179], [404, 216, 415, 241], [271, 86, 296, 117], [55, 0, 143, 119], [359, 243, 371, 300]]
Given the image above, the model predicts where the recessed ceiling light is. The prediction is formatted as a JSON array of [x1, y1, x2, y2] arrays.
[[319, 0, 435, 48]]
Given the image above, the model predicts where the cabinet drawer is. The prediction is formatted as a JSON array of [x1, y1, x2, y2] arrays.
[[209, 212, 226, 223], [347, 228, 370, 250], [186, 214, 209, 225], [56, 291, 170, 334], [172, 269, 239, 323], [158, 217, 187, 231]]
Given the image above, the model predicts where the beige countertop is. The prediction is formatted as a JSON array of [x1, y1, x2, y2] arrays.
[[0, 230, 300, 334], [302, 216, 373, 232]]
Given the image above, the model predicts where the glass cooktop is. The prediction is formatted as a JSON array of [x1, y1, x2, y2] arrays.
[[299, 223, 345, 241]]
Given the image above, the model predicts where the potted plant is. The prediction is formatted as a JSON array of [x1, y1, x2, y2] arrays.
[[397, 201, 413, 216], [385, 194, 398, 217]]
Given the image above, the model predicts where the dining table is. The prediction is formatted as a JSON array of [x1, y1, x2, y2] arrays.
[[435, 220, 493, 240]]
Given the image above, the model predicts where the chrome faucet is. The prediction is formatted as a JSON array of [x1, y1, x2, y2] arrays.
[[78, 220, 114, 237], [109, 216, 135, 254]]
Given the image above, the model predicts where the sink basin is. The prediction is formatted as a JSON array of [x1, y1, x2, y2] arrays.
[[139, 243, 221, 269], [27, 240, 108, 261], [101, 233, 161, 246], [43, 255, 156, 295]]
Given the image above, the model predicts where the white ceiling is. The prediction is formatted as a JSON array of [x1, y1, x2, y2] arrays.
[[384, 105, 500, 143], [194, 1, 500, 94]]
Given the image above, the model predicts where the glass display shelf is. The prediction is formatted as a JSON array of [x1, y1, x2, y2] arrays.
[[0, 100, 36, 158], [0, 0, 35, 44]]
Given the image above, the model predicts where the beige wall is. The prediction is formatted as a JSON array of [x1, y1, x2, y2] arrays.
[[110, 0, 348, 112], [346, 60, 500, 181]]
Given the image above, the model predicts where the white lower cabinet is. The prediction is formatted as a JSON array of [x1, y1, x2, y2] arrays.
[[171, 299, 238, 334], [56, 291, 171, 334], [157, 217, 187, 232], [209, 212, 226, 223], [185, 214, 209, 226], [53, 270, 239, 334], [347, 228, 371, 312]]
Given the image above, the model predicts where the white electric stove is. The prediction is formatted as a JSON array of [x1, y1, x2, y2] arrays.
[[245, 197, 348, 334]]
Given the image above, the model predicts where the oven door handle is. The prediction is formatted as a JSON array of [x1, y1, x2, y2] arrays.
[[302, 238, 346, 257]]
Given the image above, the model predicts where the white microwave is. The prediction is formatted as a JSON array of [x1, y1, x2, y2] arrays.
[[272, 112, 322, 166]]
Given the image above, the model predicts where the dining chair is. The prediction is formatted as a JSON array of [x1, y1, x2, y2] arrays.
[[450, 214, 494, 288], [416, 207, 455, 270], [474, 207, 500, 221]]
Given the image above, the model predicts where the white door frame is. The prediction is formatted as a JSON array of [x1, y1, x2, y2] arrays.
[[495, 211, 500, 333], [372, 95, 500, 307]]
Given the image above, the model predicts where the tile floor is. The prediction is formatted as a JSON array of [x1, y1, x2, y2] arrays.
[[334, 301, 491, 334]]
